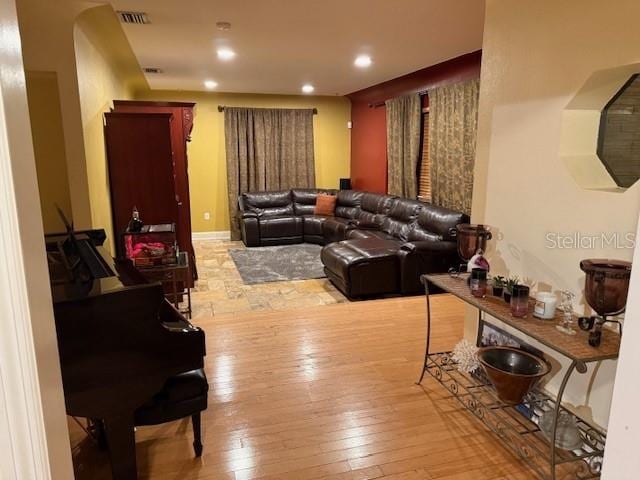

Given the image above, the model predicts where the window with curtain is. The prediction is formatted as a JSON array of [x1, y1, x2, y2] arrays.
[[386, 94, 422, 198], [418, 112, 432, 203], [429, 78, 480, 215], [223, 107, 316, 240]]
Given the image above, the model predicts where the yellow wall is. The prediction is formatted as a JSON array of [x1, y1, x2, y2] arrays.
[[134, 90, 351, 232], [22, 0, 350, 241], [73, 6, 147, 252], [20, 2, 147, 249], [17, 0, 102, 230], [25, 71, 72, 233], [472, 0, 640, 427]]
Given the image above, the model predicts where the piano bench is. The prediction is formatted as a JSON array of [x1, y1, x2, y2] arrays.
[[134, 368, 209, 457]]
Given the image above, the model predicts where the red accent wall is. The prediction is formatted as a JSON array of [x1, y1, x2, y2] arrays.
[[348, 50, 482, 193]]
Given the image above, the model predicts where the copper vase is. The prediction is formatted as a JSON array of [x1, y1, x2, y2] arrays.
[[453, 224, 492, 262]]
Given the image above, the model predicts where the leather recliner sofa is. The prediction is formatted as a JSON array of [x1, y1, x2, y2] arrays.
[[239, 189, 338, 246], [237, 189, 468, 298]]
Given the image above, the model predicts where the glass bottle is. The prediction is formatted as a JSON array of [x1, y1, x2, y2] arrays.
[[510, 284, 530, 318], [470, 268, 488, 298], [128, 206, 144, 233]]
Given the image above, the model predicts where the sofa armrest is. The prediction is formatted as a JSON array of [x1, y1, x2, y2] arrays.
[[240, 210, 259, 219], [240, 216, 260, 247], [400, 239, 455, 253], [396, 240, 458, 294], [347, 219, 379, 230]]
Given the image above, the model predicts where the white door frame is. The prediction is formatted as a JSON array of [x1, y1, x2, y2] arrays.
[[602, 215, 640, 478], [0, 0, 73, 478]]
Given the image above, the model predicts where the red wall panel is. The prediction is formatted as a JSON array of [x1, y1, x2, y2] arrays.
[[350, 101, 388, 193], [348, 51, 482, 193]]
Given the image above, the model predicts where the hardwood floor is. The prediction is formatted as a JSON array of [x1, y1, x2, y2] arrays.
[[70, 295, 531, 479]]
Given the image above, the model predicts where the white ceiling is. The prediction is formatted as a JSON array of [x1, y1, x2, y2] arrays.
[[108, 0, 485, 95]]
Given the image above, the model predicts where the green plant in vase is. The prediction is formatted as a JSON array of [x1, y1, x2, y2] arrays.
[[503, 276, 520, 303], [492, 275, 505, 297]]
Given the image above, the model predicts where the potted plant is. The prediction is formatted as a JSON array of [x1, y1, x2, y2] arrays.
[[492, 275, 505, 297], [503, 276, 520, 303]]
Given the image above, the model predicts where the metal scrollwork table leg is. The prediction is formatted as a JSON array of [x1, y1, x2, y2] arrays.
[[417, 277, 431, 384], [549, 360, 587, 480]]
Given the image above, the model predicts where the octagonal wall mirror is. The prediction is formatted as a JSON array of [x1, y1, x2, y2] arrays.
[[560, 64, 640, 192], [597, 74, 640, 188]]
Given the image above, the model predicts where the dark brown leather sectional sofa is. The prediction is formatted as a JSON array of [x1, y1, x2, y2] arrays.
[[238, 189, 468, 298]]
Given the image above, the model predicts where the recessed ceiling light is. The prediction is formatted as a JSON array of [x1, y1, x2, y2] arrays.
[[217, 48, 236, 61], [354, 55, 372, 68], [302, 84, 315, 94], [204, 79, 218, 90]]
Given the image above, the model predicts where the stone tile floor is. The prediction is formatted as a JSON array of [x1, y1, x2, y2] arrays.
[[190, 240, 347, 317]]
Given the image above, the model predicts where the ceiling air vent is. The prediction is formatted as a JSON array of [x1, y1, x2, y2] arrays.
[[143, 67, 163, 74], [117, 11, 150, 25]]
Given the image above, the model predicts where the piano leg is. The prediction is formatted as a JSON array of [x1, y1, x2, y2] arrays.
[[192, 413, 203, 457], [104, 415, 137, 480], [89, 418, 107, 450]]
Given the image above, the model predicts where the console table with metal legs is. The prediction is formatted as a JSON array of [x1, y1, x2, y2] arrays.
[[417, 273, 620, 480], [137, 251, 192, 318]]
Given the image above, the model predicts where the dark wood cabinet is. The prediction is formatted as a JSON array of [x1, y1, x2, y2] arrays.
[[105, 100, 197, 286]]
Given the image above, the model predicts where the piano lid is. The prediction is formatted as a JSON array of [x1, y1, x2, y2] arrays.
[[45, 209, 151, 304]]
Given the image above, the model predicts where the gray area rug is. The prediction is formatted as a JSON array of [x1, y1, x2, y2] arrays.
[[229, 244, 326, 284]]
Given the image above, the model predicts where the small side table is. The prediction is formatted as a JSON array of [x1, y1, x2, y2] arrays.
[[137, 251, 192, 318]]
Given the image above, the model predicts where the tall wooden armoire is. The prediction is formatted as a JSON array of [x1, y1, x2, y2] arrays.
[[105, 100, 196, 285]]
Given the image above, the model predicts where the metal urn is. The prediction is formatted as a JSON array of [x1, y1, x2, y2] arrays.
[[578, 259, 632, 347], [450, 224, 492, 274]]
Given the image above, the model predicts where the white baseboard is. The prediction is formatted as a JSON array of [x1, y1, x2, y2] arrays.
[[192, 230, 231, 241]]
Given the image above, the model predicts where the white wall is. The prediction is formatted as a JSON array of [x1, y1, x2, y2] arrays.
[[472, 0, 640, 427], [0, 0, 73, 477]]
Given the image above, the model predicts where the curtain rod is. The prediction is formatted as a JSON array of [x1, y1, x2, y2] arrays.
[[368, 89, 429, 109], [218, 106, 318, 114]]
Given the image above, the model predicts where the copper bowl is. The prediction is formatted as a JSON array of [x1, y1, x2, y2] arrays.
[[454, 224, 492, 261], [478, 346, 550, 405], [580, 259, 631, 317]]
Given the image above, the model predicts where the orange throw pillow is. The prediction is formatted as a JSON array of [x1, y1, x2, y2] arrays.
[[314, 194, 337, 216]]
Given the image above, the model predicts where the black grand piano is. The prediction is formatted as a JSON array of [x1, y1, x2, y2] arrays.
[[45, 222, 207, 480]]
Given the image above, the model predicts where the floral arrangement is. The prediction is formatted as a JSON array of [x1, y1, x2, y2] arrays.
[[452, 339, 480, 373]]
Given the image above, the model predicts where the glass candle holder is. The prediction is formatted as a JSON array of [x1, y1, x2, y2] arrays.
[[470, 268, 488, 298], [510, 284, 530, 318]]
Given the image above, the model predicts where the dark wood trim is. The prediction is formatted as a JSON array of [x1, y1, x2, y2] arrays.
[[217, 105, 318, 114], [348, 50, 482, 105], [114, 100, 196, 108], [105, 112, 173, 119]]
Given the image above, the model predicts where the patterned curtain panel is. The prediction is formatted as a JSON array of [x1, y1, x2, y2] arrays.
[[386, 94, 422, 198], [429, 78, 480, 215], [224, 107, 315, 239]]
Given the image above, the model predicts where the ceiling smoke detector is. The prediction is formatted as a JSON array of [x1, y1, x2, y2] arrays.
[[117, 11, 150, 25], [143, 67, 163, 74], [216, 21, 232, 31]]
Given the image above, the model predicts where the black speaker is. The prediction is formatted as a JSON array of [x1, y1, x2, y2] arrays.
[[339, 178, 351, 190]]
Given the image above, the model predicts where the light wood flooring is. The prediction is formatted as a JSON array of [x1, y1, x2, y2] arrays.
[[70, 295, 531, 479]]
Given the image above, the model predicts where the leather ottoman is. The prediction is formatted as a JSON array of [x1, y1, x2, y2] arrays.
[[321, 238, 401, 298]]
